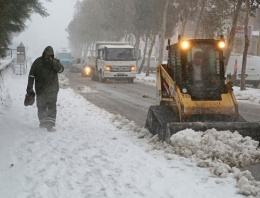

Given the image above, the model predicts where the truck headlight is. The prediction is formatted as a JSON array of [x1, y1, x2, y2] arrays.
[[105, 66, 111, 71], [85, 66, 91, 72], [84, 66, 91, 75], [130, 66, 136, 71]]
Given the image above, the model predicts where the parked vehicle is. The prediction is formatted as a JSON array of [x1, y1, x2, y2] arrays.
[[82, 65, 92, 77], [81, 56, 95, 77], [142, 55, 158, 73], [69, 63, 82, 73], [225, 54, 260, 87], [56, 48, 73, 68]]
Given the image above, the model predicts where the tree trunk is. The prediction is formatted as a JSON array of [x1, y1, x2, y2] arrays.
[[134, 33, 141, 72], [194, 0, 207, 38], [158, 0, 169, 65], [180, 10, 190, 38], [146, 35, 156, 76], [138, 35, 148, 74], [224, 0, 243, 72], [241, 0, 250, 91]]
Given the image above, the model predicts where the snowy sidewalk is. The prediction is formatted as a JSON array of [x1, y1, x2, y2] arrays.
[[0, 68, 260, 197]]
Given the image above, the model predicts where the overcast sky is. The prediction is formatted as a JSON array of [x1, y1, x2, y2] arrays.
[[12, 0, 77, 58]]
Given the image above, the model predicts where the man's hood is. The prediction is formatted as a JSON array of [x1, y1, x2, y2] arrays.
[[42, 46, 54, 57]]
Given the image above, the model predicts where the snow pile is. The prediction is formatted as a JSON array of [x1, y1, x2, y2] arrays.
[[168, 129, 260, 196], [58, 72, 70, 88], [0, 56, 13, 70], [170, 129, 260, 167], [135, 73, 156, 85], [0, 68, 12, 110], [234, 87, 260, 103]]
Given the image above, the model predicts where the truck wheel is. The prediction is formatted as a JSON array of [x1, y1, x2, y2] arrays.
[[91, 73, 95, 81], [91, 71, 98, 81], [128, 78, 134, 83], [99, 73, 106, 83], [91, 76, 96, 81], [252, 82, 259, 88]]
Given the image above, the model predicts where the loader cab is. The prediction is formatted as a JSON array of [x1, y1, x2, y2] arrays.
[[167, 38, 227, 100]]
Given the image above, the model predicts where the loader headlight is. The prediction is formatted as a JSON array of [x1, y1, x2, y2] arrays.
[[182, 88, 188, 94], [180, 41, 190, 50], [218, 41, 225, 49], [105, 66, 111, 71]]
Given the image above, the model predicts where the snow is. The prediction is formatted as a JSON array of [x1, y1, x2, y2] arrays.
[[1, 59, 260, 197]]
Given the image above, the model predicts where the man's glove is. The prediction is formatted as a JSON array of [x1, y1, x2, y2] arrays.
[[24, 89, 35, 106]]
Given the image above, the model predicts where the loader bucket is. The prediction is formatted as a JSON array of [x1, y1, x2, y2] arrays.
[[145, 105, 260, 143], [165, 122, 260, 144]]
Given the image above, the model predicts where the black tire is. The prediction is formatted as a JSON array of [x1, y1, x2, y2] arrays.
[[99, 73, 106, 83], [128, 78, 134, 83], [91, 75, 95, 81], [252, 82, 259, 88], [145, 105, 179, 141], [90, 70, 98, 81]]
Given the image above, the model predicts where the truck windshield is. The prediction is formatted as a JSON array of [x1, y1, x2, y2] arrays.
[[105, 48, 135, 61]]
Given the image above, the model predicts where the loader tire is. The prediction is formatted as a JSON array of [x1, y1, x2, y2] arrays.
[[145, 105, 179, 141]]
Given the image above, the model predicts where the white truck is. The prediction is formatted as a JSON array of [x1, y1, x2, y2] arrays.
[[91, 42, 141, 83], [225, 54, 260, 87]]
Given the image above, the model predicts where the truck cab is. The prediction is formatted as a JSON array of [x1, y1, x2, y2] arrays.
[[92, 42, 141, 83]]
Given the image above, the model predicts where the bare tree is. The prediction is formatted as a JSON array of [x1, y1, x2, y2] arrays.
[[224, 0, 243, 71], [241, 0, 251, 90], [146, 35, 156, 76], [138, 36, 148, 74], [194, 0, 207, 38], [158, 0, 169, 65]]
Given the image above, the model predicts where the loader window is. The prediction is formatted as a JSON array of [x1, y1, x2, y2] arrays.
[[185, 44, 221, 87], [168, 47, 181, 83]]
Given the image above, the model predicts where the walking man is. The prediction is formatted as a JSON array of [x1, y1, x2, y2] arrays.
[[26, 46, 64, 132]]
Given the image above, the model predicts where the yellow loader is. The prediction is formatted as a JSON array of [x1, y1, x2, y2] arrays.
[[145, 36, 260, 143]]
